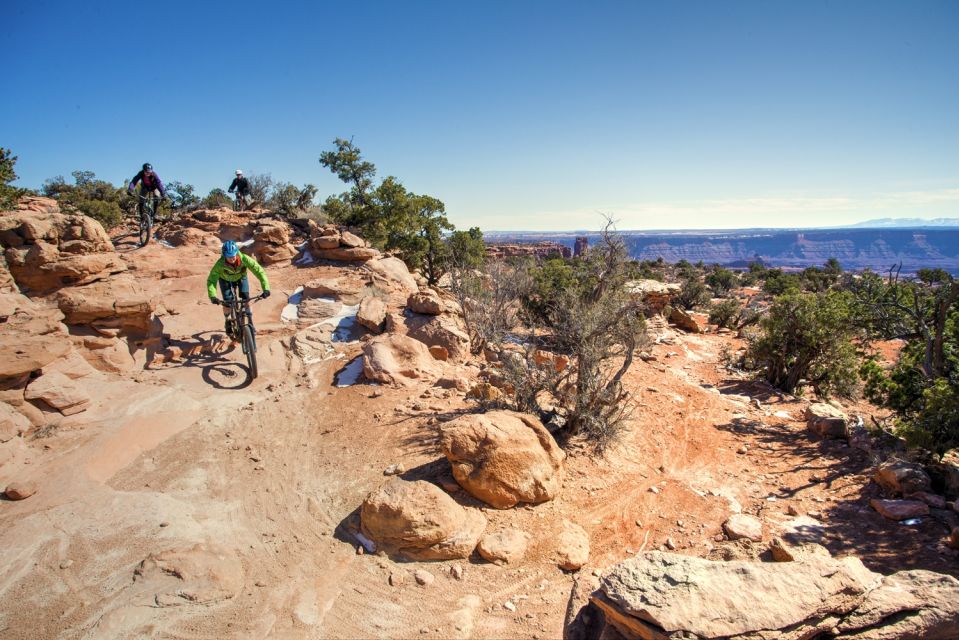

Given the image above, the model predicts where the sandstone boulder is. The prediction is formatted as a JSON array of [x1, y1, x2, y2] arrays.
[[357, 296, 387, 333], [362, 334, 440, 387], [869, 498, 929, 521], [723, 514, 763, 542], [0, 402, 30, 442], [588, 550, 959, 640], [0, 292, 71, 380], [253, 240, 296, 266], [340, 230, 366, 248], [362, 257, 418, 297], [805, 403, 849, 439], [466, 382, 502, 402], [56, 275, 157, 335], [441, 411, 565, 509], [625, 280, 681, 316], [405, 313, 470, 361], [310, 234, 340, 251], [408, 289, 444, 315], [24, 371, 90, 415], [477, 529, 529, 565], [4, 482, 37, 500], [669, 307, 707, 333], [252, 219, 290, 245], [555, 520, 590, 570], [0, 209, 124, 293], [873, 458, 932, 497], [360, 478, 486, 561], [312, 246, 380, 262], [303, 274, 367, 302]]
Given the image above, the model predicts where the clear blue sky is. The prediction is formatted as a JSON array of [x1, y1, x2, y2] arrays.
[[4, 0, 958, 230]]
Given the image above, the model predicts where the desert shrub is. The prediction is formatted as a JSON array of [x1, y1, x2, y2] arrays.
[[856, 270, 959, 457], [705, 266, 738, 296], [42, 171, 128, 229], [201, 188, 232, 209], [0, 148, 28, 210], [745, 290, 860, 398], [761, 269, 801, 295], [167, 181, 200, 212], [269, 182, 318, 219], [708, 298, 741, 328], [246, 173, 274, 205], [674, 275, 710, 310]]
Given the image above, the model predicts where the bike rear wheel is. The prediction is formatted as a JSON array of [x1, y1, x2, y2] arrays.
[[242, 324, 258, 379]]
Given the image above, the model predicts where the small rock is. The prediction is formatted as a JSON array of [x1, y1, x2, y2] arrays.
[[503, 601, 516, 612], [450, 564, 465, 580], [414, 569, 434, 586], [389, 571, 407, 586], [787, 505, 801, 516], [159, 521, 170, 528], [4, 482, 37, 501], [555, 520, 590, 571], [869, 498, 930, 521], [769, 537, 795, 562], [737, 444, 749, 455], [665, 538, 678, 550], [254, 580, 267, 587], [383, 463, 406, 476], [649, 486, 660, 494], [949, 527, 959, 551], [723, 514, 763, 542], [59, 559, 74, 569]]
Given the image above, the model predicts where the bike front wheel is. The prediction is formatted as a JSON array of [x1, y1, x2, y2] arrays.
[[242, 324, 258, 379], [139, 206, 153, 247]]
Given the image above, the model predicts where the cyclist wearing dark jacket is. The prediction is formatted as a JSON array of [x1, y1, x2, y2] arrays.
[[127, 163, 167, 216], [227, 169, 253, 206]]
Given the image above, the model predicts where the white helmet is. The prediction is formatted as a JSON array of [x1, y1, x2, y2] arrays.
[[235, 169, 243, 176]]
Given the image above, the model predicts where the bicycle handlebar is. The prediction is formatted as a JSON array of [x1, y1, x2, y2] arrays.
[[218, 294, 267, 307]]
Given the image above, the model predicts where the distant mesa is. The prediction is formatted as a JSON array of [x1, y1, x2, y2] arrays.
[[485, 241, 571, 260]]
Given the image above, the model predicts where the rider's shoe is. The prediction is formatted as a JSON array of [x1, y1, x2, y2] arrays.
[[225, 319, 236, 337]]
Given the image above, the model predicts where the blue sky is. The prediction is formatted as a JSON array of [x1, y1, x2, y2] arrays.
[[4, 0, 958, 230]]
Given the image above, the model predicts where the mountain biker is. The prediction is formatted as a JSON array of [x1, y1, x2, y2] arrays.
[[127, 163, 167, 215], [207, 240, 271, 335], [228, 170, 253, 209]]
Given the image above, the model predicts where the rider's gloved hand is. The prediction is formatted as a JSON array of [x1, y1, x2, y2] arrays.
[[261, 290, 271, 299], [210, 297, 220, 305]]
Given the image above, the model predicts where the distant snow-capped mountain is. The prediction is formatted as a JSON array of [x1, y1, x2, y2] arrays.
[[848, 218, 959, 228]]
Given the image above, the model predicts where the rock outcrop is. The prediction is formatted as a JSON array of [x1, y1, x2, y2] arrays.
[[0, 205, 125, 293], [56, 275, 158, 336], [805, 403, 849, 439], [407, 289, 444, 315], [873, 458, 932, 497], [0, 292, 71, 382], [587, 550, 959, 640], [625, 280, 681, 316], [441, 411, 565, 509], [405, 313, 471, 362], [308, 224, 381, 262], [362, 334, 440, 387], [360, 478, 486, 561], [251, 219, 296, 266]]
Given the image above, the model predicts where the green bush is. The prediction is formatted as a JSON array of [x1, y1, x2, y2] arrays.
[[708, 298, 741, 328], [42, 171, 130, 229], [746, 290, 860, 398], [675, 275, 710, 310], [0, 148, 27, 210]]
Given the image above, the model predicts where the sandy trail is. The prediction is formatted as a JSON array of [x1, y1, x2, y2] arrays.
[[1, 246, 956, 639]]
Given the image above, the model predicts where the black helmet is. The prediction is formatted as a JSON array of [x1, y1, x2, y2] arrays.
[[143, 163, 153, 171]]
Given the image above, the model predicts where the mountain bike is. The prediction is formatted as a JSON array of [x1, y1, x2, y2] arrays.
[[233, 192, 251, 212], [137, 194, 157, 247], [218, 288, 265, 379]]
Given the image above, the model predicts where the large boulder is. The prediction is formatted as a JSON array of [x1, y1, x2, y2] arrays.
[[588, 551, 959, 640], [873, 458, 932, 497], [362, 257, 418, 298], [360, 478, 486, 561], [357, 296, 387, 334], [805, 403, 849, 439], [625, 280, 681, 316], [669, 307, 707, 333], [303, 274, 368, 303], [440, 411, 565, 509], [0, 209, 125, 293], [0, 292, 71, 381], [56, 275, 157, 335], [313, 247, 381, 262], [362, 334, 440, 387], [405, 313, 471, 362], [408, 289, 444, 315], [24, 370, 90, 415], [869, 498, 929, 521]]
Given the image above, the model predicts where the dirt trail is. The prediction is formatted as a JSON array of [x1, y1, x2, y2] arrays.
[[0, 239, 956, 639]]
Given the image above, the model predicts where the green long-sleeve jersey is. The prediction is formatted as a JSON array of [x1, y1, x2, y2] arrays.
[[206, 252, 270, 298]]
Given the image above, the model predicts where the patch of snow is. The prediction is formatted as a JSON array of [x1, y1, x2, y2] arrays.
[[335, 356, 366, 387], [320, 302, 361, 343], [237, 237, 255, 248], [293, 245, 316, 266], [159, 240, 176, 248], [281, 286, 305, 323]]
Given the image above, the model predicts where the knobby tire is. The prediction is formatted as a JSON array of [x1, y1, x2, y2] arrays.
[[242, 324, 258, 379]]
